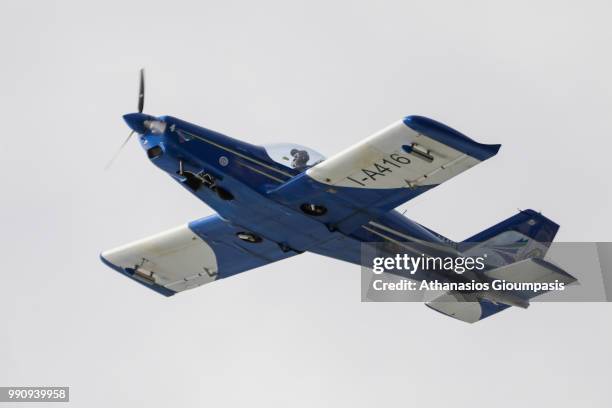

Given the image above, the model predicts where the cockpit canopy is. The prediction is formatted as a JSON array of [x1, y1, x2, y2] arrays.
[[263, 143, 326, 171]]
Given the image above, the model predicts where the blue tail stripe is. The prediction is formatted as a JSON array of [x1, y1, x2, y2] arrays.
[[463, 209, 559, 244]]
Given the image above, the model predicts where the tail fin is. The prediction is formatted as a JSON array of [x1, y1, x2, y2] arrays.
[[460, 209, 559, 267], [426, 210, 566, 323]]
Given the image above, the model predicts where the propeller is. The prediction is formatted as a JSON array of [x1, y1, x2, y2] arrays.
[[138, 68, 145, 113], [104, 130, 135, 170], [105, 69, 145, 170]]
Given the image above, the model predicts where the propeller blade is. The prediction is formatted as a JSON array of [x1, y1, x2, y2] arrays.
[[138, 68, 145, 113], [104, 130, 135, 170]]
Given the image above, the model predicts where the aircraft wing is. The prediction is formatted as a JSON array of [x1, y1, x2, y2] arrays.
[[270, 116, 501, 233], [100, 214, 296, 296]]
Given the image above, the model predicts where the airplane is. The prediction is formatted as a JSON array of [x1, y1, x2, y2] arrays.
[[100, 70, 576, 323]]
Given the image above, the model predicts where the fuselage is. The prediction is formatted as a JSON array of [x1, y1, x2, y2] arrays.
[[124, 112, 448, 267]]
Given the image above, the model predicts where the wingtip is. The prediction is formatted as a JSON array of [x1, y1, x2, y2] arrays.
[[99, 253, 112, 267], [487, 143, 502, 157], [99, 252, 176, 297], [403, 115, 501, 161]]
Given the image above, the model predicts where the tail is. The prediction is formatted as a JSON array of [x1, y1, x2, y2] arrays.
[[459, 209, 559, 267], [425, 210, 573, 323]]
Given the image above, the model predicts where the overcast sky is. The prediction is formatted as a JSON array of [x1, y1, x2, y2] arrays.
[[1, 1, 611, 407]]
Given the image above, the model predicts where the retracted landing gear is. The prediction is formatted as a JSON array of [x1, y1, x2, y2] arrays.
[[178, 161, 234, 200], [236, 232, 262, 243], [300, 203, 327, 216]]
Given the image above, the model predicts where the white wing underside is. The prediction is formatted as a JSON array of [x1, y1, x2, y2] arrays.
[[102, 225, 219, 292], [307, 120, 481, 189]]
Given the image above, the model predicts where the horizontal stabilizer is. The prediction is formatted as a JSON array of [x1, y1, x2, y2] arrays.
[[483, 258, 577, 296], [427, 258, 577, 323], [426, 293, 510, 323]]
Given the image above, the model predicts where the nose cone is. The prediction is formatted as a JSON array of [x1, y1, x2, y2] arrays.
[[123, 112, 154, 134]]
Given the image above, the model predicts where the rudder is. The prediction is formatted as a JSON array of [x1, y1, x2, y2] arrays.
[[460, 209, 559, 267]]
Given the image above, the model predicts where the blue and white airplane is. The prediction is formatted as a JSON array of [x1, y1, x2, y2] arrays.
[[101, 70, 575, 323]]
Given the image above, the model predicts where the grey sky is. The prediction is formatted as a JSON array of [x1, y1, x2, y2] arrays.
[[1, 1, 611, 406]]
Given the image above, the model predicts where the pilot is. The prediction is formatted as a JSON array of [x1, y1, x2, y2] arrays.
[[290, 148, 310, 170]]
